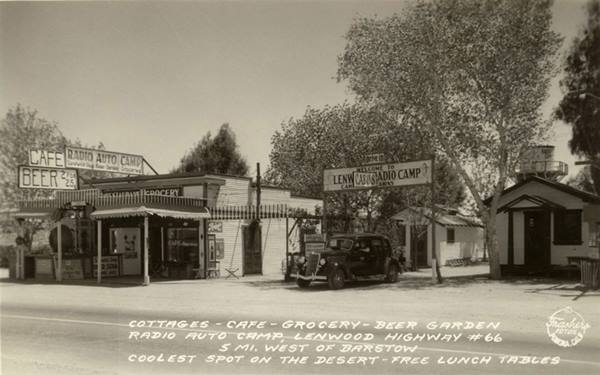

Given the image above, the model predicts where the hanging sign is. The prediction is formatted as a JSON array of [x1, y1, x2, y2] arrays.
[[323, 159, 432, 192], [64, 146, 144, 175], [363, 153, 385, 165], [18, 165, 78, 190], [29, 150, 66, 168]]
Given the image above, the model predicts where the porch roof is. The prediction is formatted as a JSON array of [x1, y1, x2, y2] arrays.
[[498, 194, 566, 213], [90, 206, 210, 220]]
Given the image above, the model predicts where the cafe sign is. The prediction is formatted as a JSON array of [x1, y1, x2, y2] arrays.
[[65, 146, 144, 175], [323, 159, 432, 192]]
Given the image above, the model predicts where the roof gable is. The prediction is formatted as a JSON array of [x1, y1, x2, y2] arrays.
[[484, 177, 600, 206]]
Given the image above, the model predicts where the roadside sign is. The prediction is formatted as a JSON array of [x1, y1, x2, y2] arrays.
[[28, 150, 65, 168], [64, 146, 144, 175], [323, 159, 432, 192], [353, 171, 377, 188], [18, 165, 78, 190], [364, 153, 385, 165], [304, 233, 324, 242]]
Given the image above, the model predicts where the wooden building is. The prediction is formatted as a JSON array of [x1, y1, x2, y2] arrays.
[[14, 172, 320, 283], [392, 207, 484, 268], [489, 176, 600, 272]]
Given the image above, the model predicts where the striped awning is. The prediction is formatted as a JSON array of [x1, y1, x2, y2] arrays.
[[90, 206, 210, 219], [13, 211, 53, 219]]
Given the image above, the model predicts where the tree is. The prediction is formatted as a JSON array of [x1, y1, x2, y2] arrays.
[[556, 0, 600, 193], [338, 0, 561, 279], [265, 103, 466, 233], [0, 105, 68, 249], [566, 167, 596, 195], [0, 105, 113, 250], [173, 123, 249, 176]]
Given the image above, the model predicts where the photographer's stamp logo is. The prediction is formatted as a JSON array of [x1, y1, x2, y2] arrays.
[[546, 307, 590, 347]]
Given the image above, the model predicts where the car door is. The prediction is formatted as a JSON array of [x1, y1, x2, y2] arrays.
[[368, 238, 386, 275], [349, 238, 370, 276]]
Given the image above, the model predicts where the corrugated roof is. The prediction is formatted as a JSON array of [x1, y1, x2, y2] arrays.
[[391, 207, 483, 227]]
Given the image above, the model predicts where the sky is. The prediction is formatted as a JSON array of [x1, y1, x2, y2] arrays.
[[0, 0, 591, 179]]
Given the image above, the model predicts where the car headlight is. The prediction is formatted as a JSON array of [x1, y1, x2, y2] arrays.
[[297, 256, 306, 265], [319, 258, 327, 266]]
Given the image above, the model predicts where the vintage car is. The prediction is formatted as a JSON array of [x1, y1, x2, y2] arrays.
[[293, 233, 403, 289]]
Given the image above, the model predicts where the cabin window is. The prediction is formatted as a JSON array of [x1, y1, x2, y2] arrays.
[[396, 223, 407, 246], [446, 228, 455, 244], [553, 210, 582, 245]]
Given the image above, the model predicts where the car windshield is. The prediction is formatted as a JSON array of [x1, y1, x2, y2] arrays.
[[327, 238, 354, 251]]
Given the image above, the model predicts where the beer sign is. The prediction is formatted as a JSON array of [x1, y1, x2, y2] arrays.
[[18, 165, 78, 190], [65, 146, 144, 175]]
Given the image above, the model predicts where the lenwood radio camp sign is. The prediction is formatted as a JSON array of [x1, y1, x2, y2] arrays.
[[65, 146, 144, 175], [323, 159, 432, 192]]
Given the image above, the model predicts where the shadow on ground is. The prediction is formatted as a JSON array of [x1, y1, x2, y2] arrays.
[[244, 273, 599, 301]]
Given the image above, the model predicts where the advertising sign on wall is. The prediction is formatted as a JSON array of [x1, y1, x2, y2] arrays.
[[65, 146, 144, 175], [208, 221, 223, 233], [18, 165, 78, 190], [323, 159, 432, 192]]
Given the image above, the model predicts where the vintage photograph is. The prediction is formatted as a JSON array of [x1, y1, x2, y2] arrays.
[[1, 1, 599, 374]]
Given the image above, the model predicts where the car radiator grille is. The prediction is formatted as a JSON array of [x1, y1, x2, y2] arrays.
[[305, 253, 320, 274]]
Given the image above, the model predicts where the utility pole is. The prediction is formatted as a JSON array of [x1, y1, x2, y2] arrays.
[[256, 162, 261, 220]]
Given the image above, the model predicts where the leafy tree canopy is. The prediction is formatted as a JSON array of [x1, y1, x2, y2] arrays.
[[173, 123, 249, 176], [337, 0, 561, 279], [0, 104, 111, 248], [556, 0, 600, 193], [265, 103, 466, 231]]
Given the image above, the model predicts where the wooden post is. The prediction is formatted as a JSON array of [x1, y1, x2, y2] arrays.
[[430, 156, 442, 283], [57, 220, 62, 282], [285, 210, 289, 281], [161, 227, 165, 263], [143, 216, 150, 285], [256, 162, 261, 220], [508, 211, 514, 266], [97, 220, 102, 284], [322, 192, 328, 238]]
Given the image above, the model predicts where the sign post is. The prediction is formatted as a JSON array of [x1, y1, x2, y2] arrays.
[[322, 157, 437, 280]]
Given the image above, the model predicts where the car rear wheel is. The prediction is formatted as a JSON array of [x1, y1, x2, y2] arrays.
[[385, 263, 399, 283], [328, 268, 345, 290], [296, 279, 311, 288]]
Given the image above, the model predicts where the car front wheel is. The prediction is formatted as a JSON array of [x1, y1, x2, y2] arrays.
[[385, 263, 399, 283], [328, 268, 345, 290]]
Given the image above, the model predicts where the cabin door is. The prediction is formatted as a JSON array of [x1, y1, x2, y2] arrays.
[[524, 211, 551, 266]]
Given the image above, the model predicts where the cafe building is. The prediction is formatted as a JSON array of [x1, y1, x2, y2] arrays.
[[14, 172, 321, 284]]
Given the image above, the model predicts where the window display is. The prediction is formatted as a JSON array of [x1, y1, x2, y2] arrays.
[[167, 228, 198, 264]]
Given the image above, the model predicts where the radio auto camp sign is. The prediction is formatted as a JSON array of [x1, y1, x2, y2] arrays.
[[65, 146, 144, 175], [323, 159, 432, 192]]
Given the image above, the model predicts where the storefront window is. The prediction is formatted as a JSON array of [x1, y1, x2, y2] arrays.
[[167, 228, 198, 264]]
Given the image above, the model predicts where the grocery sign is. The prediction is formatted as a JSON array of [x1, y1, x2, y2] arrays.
[[18, 165, 78, 190], [323, 159, 432, 192], [64, 146, 144, 175]]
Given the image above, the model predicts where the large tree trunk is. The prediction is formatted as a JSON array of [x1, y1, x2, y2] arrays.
[[484, 210, 502, 280]]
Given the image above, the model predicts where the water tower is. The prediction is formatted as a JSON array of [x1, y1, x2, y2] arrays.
[[514, 145, 568, 182]]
